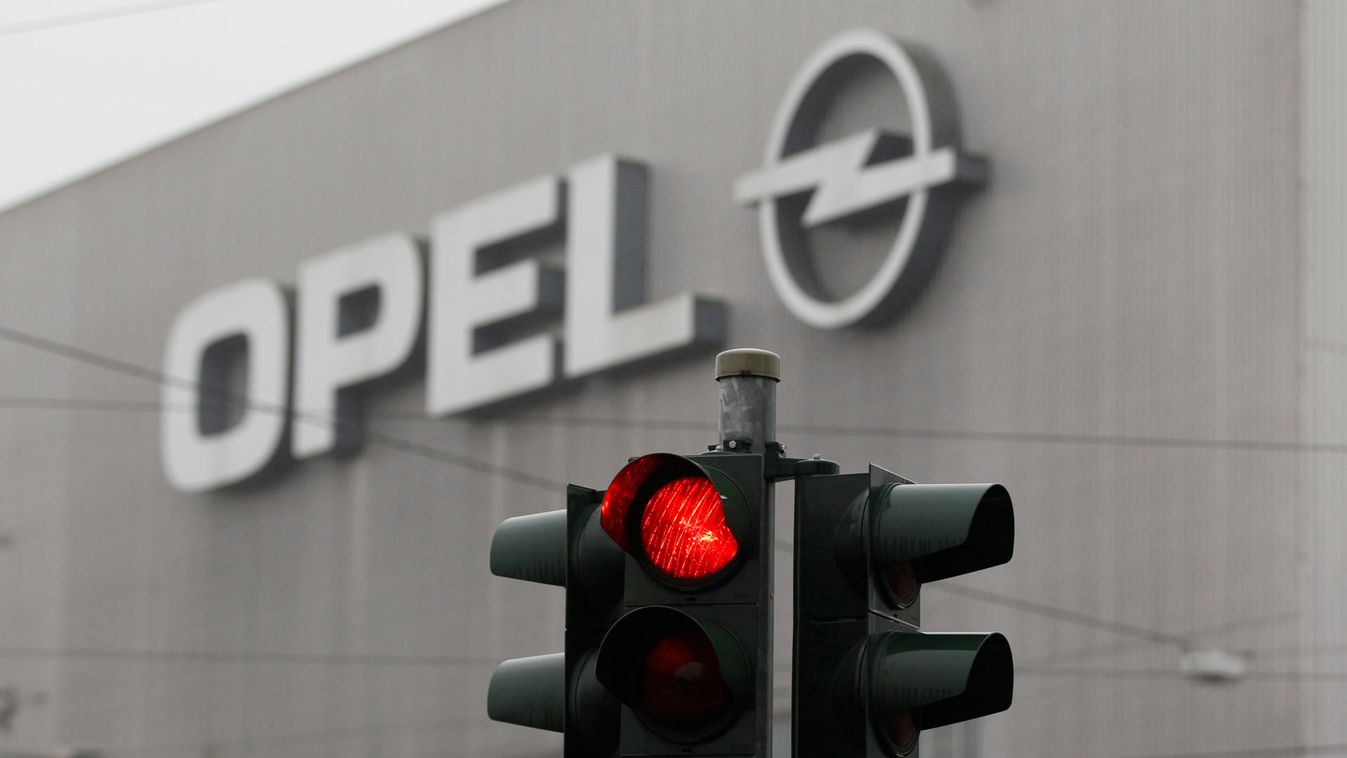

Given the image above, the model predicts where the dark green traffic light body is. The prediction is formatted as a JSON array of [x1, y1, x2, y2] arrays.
[[794, 465, 1015, 757], [594, 451, 772, 757], [487, 485, 624, 757], [488, 450, 772, 757]]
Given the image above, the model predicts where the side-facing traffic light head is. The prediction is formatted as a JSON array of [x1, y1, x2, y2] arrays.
[[599, 453, 753, 590], [490, 509, 567, 587], [795, 467, 1016, 758], [866, 631, 1013, 751], [487, 486, 624, 756], [868, 482, 1014, 606], [487, 652, 566, 732]]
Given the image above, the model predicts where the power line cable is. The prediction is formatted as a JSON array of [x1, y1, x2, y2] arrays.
[[1015, 609, 1297, 668], [0, 391, 1335, 455], [755, 556, 1201, 657], [481, 414, 1338, 456], [1018, 665, 1347, 682], [0, 325, 186, 390], [1118, 744, 1347, 758], [0, 644, 505, 667], [113, 715, 483, 758], [0, 396, 170, 412], [931, 581, 1193, 650], [775, 420, 1330, 455], [1248, 642, 1347, 660], [0, 324, 565, 492], [0, 387, 1304, 653], [0, 322, 1297, 662], [0, 0, 221, 37], [361, 426, 563, 491]]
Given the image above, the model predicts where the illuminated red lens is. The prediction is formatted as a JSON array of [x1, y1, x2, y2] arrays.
[[601, 455, 666, 551], [640, 476, 739, 581], [639, 628, 731, 732]]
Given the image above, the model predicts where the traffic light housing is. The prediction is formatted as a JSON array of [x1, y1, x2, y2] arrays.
[[487, 485, 624, 756], [488, 451, 774, 757], [485, 347, 1016, 755], [594, 451, 772, 756], [794, 465, 1015, 757]]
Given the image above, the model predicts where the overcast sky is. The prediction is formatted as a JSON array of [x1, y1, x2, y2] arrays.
[[0, 0, 508, 213]]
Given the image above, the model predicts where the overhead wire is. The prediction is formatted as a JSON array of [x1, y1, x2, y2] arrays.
[[766, 542, 1236, 665], [1119, 745, 1347, 758], [1015, 609, 1297, 668], [0, 323, 566, 493], [0, 394, 1338, 457], [1018, 665, 1347, 682], [0, 644, 505, 667], [105, 715, 505, 758], [932, 581, 1194, 650], [1247, 642, 1347, 660], [0, 15, 1321, 758], [0, 0, 222, 38], [0, 322, 1323, 694]]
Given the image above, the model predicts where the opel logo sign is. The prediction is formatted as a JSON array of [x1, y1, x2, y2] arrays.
[[735, 29, 986, 329], [162, 27, 990, 492]]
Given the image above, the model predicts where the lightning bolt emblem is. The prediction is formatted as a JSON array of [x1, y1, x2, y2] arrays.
[[733, 129, 985, 227]]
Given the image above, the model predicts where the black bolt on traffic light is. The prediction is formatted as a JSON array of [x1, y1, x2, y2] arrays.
[[488, 484, 624, 756], [794, 465, 1015, 757]]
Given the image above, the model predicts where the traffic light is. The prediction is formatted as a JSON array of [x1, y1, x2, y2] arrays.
[[487, 484, 625, 756], [487, 452, 773, 756], [793, 465, 1015, 757], [485, 347, 1017, 756], [593, 451, 772, 757]]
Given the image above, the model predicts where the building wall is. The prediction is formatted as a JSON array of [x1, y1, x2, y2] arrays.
[[1301, 0, 1347, 751], [0, 1, 1310, 756]]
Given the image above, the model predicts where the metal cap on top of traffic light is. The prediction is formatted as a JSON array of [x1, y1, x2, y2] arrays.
[[794, 465, 1015, 757]]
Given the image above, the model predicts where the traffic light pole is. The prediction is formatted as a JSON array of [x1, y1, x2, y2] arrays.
[[716, 349, 782, 756]]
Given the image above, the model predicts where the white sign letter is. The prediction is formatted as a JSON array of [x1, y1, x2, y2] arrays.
[[292, 233, 424, 459], [161, 278, 289, 493], [427, 176, 563, 415], [564, 155, 725, 378]]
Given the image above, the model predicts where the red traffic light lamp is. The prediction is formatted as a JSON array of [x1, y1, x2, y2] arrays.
[[599, 452, 752, 589]]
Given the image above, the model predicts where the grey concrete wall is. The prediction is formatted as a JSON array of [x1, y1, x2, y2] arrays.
[[0, 1, 1308, 756], [1301, 1, 1347, 751]]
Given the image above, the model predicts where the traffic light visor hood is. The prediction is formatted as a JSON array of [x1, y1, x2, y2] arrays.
[[488, 653, 566, 733], [489, 509, 567, 587], [870, 632, 1013, 737], [600, 453, 748, 586], [873, 483, 1014, 584]]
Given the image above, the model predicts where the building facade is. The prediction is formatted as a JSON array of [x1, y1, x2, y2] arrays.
[[2, 1, 1344, 755]]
